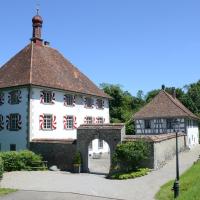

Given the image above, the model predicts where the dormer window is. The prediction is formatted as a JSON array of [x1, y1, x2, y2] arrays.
[[9, 90, 21, 105], [85, 97, 94, 108], [96, 99, 104, 109], [144, 120, 151, 129]]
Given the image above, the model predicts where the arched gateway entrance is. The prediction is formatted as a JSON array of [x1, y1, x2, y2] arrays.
[[77, 124, 125, 173]]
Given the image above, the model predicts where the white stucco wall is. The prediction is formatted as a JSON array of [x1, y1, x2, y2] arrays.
[[88, 139, 110, 155], [0, 87, 28, 151], [30, 87, 110, 153], [187, 126, 199, 148]]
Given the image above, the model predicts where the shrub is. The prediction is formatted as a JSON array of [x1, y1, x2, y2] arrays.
[[109, 168, 150, 180], [111, 140, 150, 172], [0, 150, 44, 172], [0, 156, 4, 179], [73, 152, 81, 165]]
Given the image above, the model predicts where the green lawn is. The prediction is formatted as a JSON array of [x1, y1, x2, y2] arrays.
[[0, 188, 17, 196], [155, 161, 200, 200]]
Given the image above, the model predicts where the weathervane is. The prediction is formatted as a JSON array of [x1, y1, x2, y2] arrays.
[[36, 1, 40, 15]]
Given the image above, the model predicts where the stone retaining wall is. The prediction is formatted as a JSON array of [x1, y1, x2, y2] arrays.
[[30, 140, 76, 171]]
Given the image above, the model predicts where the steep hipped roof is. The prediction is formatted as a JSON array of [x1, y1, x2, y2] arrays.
[[0, 43, 110, 98], [133, 90, 199, 120]]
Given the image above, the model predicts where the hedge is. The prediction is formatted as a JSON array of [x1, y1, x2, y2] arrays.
[[0, 150, 45, 172], [0, 156, 3, 179]]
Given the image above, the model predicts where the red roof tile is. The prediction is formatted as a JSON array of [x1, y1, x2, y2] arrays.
[[133, 90, 199, 120], [0, 43, 110, 99]]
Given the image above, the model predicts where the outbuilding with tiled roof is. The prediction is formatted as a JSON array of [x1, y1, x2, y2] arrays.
[[133, 87, 199, 148]]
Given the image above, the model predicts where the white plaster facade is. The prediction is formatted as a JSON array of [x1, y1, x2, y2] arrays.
[[0, 87, 28, 151], [0, 86, 110, 153]]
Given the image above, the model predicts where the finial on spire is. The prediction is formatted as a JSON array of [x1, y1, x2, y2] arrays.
[[36, 2, 40, 15], [31, 3, 43, 45]]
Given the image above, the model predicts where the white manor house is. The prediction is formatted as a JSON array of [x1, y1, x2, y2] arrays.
[[0, 13, 110, 154]]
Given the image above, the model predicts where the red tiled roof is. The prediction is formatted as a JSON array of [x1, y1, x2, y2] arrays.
[[133, 90, 199, 120], [0, 43, 110, 99]]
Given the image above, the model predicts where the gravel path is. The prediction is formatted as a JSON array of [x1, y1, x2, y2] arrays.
[[1, 145, 200, 200]]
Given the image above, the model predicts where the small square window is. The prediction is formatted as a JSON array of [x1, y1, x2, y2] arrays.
[[85, 97, 93, 108], [43, 91, 53, 104], [97, 117, 104, 124], [66, 116, 73, 129], [166, 119, 173, 129], [10, 91, 20, 104], [98, 139, 103, 149], [10, 144, 16, 151], [86, 116, 93, 124], [43, 114, 52, 130], [96, 99, 103, 109], [64, 94, 73, 106], [144, 120, 151, 129]]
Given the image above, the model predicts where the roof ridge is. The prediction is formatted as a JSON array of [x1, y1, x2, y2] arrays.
[[163, 90, 197, 119]]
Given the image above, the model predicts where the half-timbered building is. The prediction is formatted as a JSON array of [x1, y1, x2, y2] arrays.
[[133, 87, 199, 148]]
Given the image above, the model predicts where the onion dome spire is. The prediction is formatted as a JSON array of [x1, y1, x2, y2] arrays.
[[31, 8, 43, 45]]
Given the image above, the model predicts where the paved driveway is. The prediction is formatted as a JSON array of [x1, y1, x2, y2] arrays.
[[1, 145, 200, 200]]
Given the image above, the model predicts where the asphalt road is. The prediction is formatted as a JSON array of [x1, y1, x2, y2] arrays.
[[1, 145, 200, 200]]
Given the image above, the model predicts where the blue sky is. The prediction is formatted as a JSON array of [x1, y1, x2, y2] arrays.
[[0, 0, 200, 95]]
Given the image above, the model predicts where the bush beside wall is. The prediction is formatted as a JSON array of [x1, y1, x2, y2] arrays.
[[0, 156, 4, 179], [0, 150, 44, 172], [111, 140, 150, 173]]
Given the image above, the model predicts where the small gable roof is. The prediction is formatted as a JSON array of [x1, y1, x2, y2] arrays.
[[0, 43, 110, 99], [133, 90, 199, 120]]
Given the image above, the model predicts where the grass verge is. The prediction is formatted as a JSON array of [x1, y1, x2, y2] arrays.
[[155, 160, 200, 200], [0, 188, 17, 196]]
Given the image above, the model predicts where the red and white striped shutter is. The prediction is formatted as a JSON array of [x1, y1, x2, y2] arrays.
[[17, 114, 22, 129], [39, 114, 44, 130], [6, 115, 10, 130], [52, 115, 57, 130], [63, 116, 67, 129], [84, 97, 87, 108], [0, 115, 4, 130], [84, 116, 87, 124], [40, 91, 44, 104], [102, 100, 105, 109], [73, 116, 77, 129], [52, 92, 55, 104]]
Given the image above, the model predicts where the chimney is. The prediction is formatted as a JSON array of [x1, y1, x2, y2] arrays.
[[172, 87, 176, 98], [44, 41, 50, 46]]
